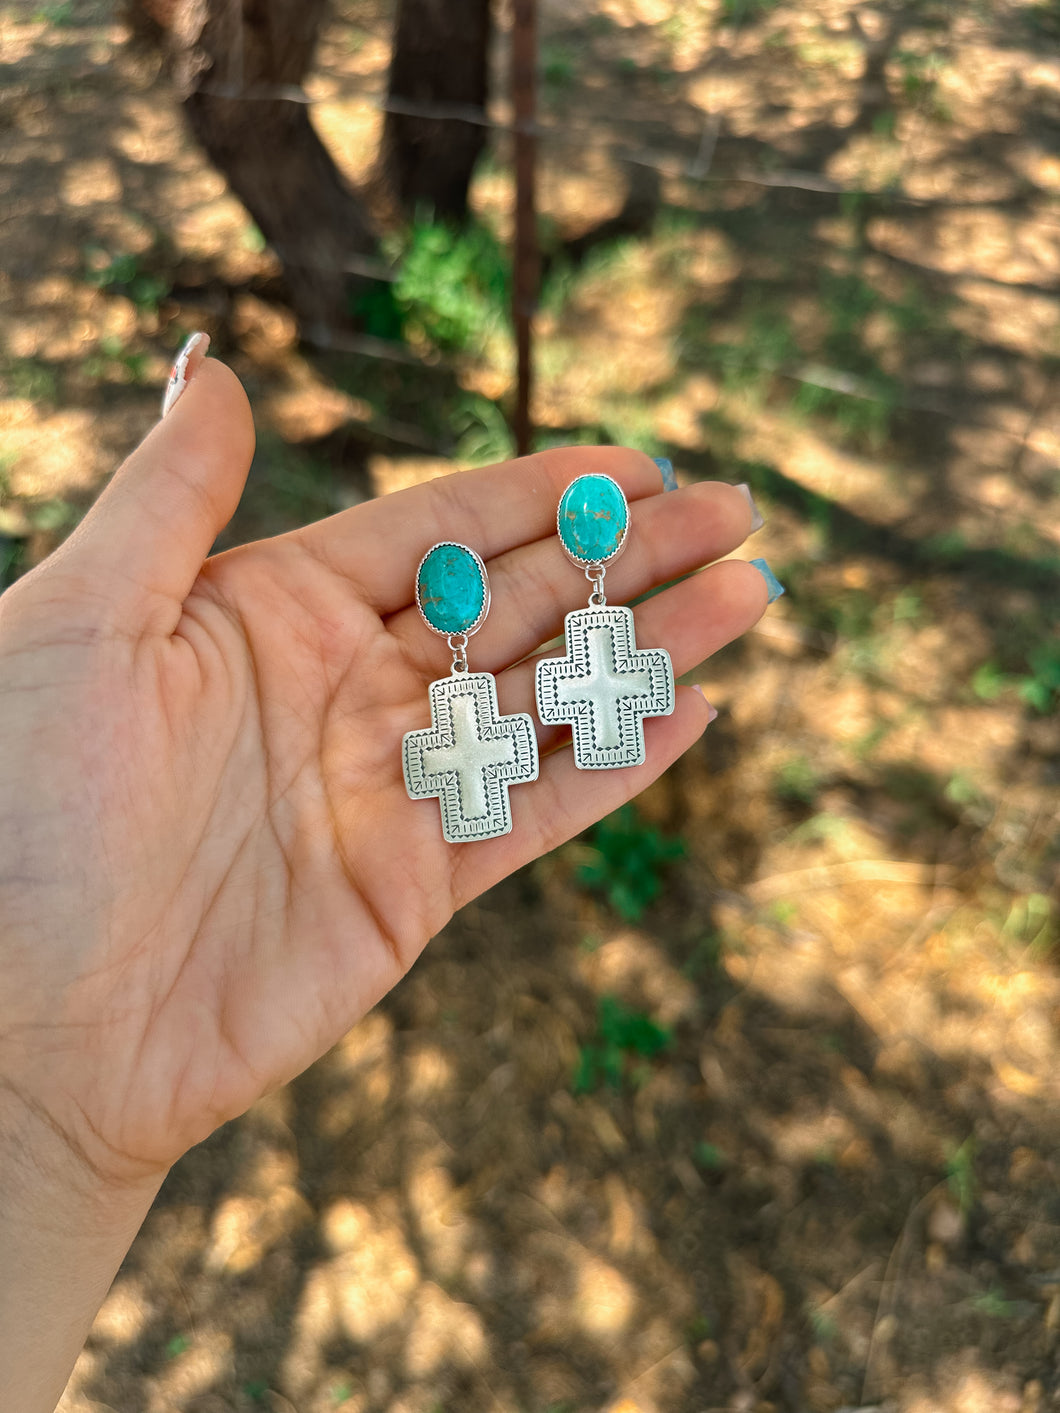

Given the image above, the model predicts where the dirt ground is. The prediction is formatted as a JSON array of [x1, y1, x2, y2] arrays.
[[2, 0, 1060, 1409]]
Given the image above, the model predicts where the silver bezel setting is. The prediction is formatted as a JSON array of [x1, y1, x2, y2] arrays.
[[414, 541, 491, 639], [556, 472, 630, 570]]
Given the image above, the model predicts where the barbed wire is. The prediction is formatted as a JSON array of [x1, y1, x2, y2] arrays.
[[192, 78, 1018, 212], [192, 3, 1051, 449]]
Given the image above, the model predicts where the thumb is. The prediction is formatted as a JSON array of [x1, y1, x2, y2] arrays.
[[60, 337, 255, 630]]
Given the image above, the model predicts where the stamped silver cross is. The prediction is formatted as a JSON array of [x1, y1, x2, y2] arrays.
[[403, 672, 539, 843], [536, 605, 675, 770]]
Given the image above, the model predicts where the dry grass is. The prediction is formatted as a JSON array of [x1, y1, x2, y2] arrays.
[[2, 0, 1058, 1408]]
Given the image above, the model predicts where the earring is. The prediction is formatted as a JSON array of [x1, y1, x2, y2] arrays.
[[535, 475, 675, 769], [403, 542, 539, 843]]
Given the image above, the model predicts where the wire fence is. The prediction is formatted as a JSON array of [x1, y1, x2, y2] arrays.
[[177, 0, 1055, 457]]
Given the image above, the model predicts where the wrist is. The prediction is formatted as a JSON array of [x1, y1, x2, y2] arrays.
[[0, 1070, 163, 1232], [0, 1077, 163, 1413]]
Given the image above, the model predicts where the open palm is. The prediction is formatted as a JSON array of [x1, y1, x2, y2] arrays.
[[0, 359, 763, 1187]]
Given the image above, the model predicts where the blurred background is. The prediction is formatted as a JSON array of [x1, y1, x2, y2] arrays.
[[3, 0, 1059, 1408]]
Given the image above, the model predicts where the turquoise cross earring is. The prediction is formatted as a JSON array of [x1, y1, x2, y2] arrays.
[[403, 543, 539, 843], [535, 475, 675, 769]]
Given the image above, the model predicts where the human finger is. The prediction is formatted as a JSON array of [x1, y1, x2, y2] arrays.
[[493, 556, 769, 753], [443, 685, 714, 908], [295, 445, 670, 615], [57, 353, 254, 633], [393, 557, 768, 907], [386, 480, 754, 681]]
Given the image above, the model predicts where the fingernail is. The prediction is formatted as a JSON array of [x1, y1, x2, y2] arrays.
[[653, 457, 679, 493], [161, 332, 209, 418], [749, 557, 785, 604], [735, 482, 765, 532], [692, 683, 719, 722]]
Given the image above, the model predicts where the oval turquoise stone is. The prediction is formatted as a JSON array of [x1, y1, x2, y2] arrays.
[[417, 543, 486, 634], [558, 474, 628, 565]]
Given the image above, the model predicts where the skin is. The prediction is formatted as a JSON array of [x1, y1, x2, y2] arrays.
[[0, 358, 765, 1410]]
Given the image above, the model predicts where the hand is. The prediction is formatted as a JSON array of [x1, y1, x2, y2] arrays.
[[0, 357, 763, 1189]]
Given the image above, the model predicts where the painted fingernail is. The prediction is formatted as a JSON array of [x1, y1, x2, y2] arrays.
[[161, 331, 209, 418], [735, 482, 765, 532], [692, 683, 719, 722], [749, 557, 785, 604], [653, 457, 679, 493]]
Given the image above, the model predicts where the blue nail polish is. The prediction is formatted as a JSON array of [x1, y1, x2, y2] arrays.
[[749, 558, 785, 604], [653, 457, 678, 493]]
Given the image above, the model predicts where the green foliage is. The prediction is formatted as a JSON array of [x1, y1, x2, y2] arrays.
[[380, 219, 510, 355], [0, 540, 22, 588], [686, 1313, 714, 1341], [788, 811, 858, 848], [766, 898, 799, 926], [541, 44, 576, 88], [83, 247, 171, 312], [575, 804, 685, 920], [83, 334, 150, 384], [451, 392, 515, 466], [682, 931, 725, 979], [572, 994, 672, 1094], [922, 528, 968, 560], [1024, 0, 1060, 39], [808, 1305, 839, 1341], [791, 375, 897, 450], [721, 0, 779, 24], [872, 108, 897, 139], [28, 499, 78, 533], [971, 660, 1007, 701], [891, 587, 923, 623], [252, 436, 338, 525], [4, 357, 58, 404], [1002, 893, 1056, 959], [944, 770, 987, 810], [693, 1141, 727, 1170], [971, 643, 1060, 714], [773, 754, 822, 806], [243, 1380, 269, 1403], [705, 307, 800, 397], [945, 1136, 976, 1216], [971, 1286, 1020, 1320], [242, 223, 267, 254], [660, 12, 690, 46], [164, 1333, 190, 1359], [894, 49, 951, 119], [34, 0, 73, 22], [787, 577, 875, 642], [1017, 642, 1060, 713], [353, 279, 406, 341], [852, 717, 895, 761]]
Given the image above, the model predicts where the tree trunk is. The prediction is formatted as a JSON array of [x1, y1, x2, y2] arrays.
[[380, 0, 492, 222], [176, 0, 377, 332]]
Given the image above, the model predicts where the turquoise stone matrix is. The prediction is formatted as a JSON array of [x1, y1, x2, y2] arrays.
[[558, 474, 629, 565], [416, 543, 487, 635]]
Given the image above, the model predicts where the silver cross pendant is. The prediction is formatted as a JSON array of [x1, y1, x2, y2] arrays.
[[536, 604, 675, 769], [403, 671, 539, 843]]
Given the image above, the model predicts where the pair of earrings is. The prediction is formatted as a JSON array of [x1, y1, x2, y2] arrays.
[[402, 473, 675, 844]]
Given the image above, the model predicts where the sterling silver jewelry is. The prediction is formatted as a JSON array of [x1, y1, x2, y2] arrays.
[[403, 543, 538, 842], [536, 475, 675, 769]]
